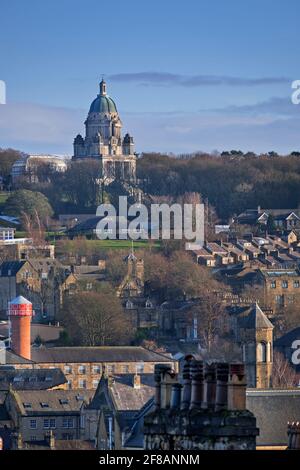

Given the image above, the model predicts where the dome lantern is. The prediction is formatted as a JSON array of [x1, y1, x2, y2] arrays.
[[100, 78, 107, 96]]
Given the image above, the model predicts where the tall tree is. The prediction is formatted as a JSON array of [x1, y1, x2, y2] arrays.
[[61, 289, 132, 346]]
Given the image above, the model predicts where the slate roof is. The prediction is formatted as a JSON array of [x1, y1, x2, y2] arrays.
[[14, 389, 94, 415], [124, 397, 155, 448], [238, 303, 274, 329], [30, 346, 173, 364], [5, 350, 34, 365], [0, 367, 67, 390], [246, 389, 300, 446], [109, 374, 155, 411], [260, 269, 300, 278], [0, 260, 26, 276]]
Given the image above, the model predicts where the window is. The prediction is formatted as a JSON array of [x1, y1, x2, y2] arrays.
[[64, 365, 72, 374], [122, 364, 130, 374], [92, 365, 101, 374], [40, 402, 49, 408], [59, 398, 69, 405], [29, 419, 37, 429], [294, 281, 300, 288], [30, 436, 37, 442], [43, 418, 56, 429], [62, 433, 74, 440], [86, 282, 93, 290], [106, 365, 115, 375], [257, 342, 267, 363], [270, 281, 276, 289], [276, 294, 284, 306], [78, 365, 86, 375], [62, 418, 74, 429], [136, 363, 144, 374], [92, 379, 99, 389], [80, 415, 85, 428], [79, 379, 86, 389], [282, 280, 288, 288]]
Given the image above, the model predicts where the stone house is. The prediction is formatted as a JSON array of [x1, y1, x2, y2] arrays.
[[258, 268, 300, 312], [0, 259, 71, 321], [10, 346, 176, 391], [5, 389, 93, 443]]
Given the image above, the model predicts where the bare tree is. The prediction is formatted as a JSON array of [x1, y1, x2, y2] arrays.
[[61, 289, 132, 346], [271, 351, 297, 388], [189, 292, 229, 353]]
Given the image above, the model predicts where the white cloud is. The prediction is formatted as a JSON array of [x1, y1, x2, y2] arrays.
[[0, 96, 299, 155], [0, 101, 85, 154]]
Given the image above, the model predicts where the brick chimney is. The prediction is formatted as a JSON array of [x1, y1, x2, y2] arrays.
[[8, 296, 33, 360]]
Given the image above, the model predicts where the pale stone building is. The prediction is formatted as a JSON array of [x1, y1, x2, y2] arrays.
[[238, 303, 273, 388], [73, 79, 136, 183]]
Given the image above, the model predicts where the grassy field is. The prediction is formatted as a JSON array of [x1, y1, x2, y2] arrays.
[[55, 238, 161, 252], [0, 191, 10, 205]]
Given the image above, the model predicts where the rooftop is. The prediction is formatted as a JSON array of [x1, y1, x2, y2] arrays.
[[30, 346, 173, 364], [14, 389, 94, 415]]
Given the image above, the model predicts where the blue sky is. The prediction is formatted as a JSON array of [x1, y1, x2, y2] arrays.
[[0, 0, 299, 154]]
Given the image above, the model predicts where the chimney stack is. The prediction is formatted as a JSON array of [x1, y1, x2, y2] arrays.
[[8, 296, 32, 360], [227, 363, 247, 410]]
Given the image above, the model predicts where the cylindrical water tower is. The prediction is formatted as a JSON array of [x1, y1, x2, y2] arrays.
[[8, 295, 32, 360]]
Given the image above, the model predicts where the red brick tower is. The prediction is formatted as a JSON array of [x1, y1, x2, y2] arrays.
[[8, 295, 32, 360]]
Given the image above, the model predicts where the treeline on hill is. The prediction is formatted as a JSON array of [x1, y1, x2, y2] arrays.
[[3, 148, 300, 219], [137, 152, 300, 219]]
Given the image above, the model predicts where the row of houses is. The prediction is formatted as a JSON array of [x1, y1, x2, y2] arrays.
[[193, 232, 300, 269]]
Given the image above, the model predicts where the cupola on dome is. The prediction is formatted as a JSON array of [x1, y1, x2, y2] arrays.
[[89, 79, 117, 114]]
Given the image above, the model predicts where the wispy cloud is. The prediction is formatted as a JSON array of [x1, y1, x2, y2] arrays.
[[0, 94, 299, 155], [0, 101, 85, 154], [210, 96, 297, 117], [109, 72, 290, 87]]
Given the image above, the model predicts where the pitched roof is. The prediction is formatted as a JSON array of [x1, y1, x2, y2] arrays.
[[0, 260, 27, 276], [14, 389, 94, 415], [110, 374, 155, 411], [0, 367, 67, 391], [89, 374, 155, 412], [124, 397, 155, 448], [239, 303, 274, 329], [30, 346, 173, 364], [5, 349, 34, 365]]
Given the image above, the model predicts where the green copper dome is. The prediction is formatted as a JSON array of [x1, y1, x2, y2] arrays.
[[89, 79, 117, 114], [89, 94, 117, 114]]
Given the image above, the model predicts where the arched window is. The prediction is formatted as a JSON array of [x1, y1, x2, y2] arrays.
[[257, 342, 267, 363]]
